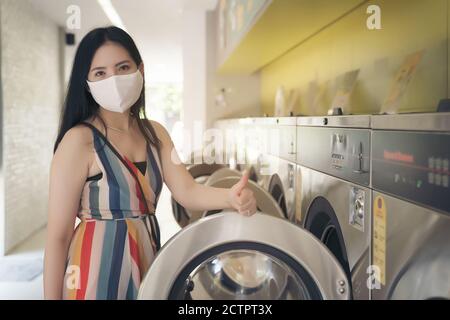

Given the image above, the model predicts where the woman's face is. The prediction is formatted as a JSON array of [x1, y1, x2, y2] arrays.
[[87, 41, 141, 82]]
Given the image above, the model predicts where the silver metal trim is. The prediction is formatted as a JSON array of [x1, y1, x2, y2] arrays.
[[238, 117, 298, 126], [217, 117, 298, 126], [0, 15, 4, 255], [253, 117, 270, 125], [371, 112, 450, 131], [279, 117, 297, 126], [297, 115, 371, 128], [138, 211, 350, 300]]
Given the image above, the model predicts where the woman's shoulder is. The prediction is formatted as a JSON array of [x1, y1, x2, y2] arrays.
[[66, 123, 94, 145], [57, 123, 95, 156], [147, 119, 164, 131], [51, 123, 94, 175], [147, 119, 170, 141]]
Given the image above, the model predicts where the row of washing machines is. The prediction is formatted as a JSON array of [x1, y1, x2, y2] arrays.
[[138, 112, 450, 300]]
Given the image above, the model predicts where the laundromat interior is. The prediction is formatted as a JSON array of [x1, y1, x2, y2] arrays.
[[0, 0, 449, 301]]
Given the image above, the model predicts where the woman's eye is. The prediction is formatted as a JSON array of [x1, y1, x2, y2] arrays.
[[119, 65, 130, 71], [95, 71, 105, 77]]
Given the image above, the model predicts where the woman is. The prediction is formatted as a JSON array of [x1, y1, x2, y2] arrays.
[[44, 26, 257, 300]]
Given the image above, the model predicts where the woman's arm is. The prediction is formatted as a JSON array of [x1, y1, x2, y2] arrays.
[[151, 120, 256, 215], [44, 126, 91, 299]]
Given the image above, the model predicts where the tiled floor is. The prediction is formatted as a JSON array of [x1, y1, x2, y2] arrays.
[[0, 184, 181, 300], [0, 228, 46, 300]]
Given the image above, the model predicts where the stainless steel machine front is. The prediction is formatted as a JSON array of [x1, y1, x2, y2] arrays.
[[138, 211, 350, 300], [370, 112, 450, 300], [296, 115, 372, 300]]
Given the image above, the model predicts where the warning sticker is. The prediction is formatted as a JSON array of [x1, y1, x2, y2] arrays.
[[373, 195, 387, 286]]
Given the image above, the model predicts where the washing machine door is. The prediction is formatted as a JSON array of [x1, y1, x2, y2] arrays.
[[172, 163, 225, 227], [267, 174, 288, 219], [138, 211, 350, 300]]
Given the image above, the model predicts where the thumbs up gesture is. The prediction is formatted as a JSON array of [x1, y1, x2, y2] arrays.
[[228, 170, 257, 216]]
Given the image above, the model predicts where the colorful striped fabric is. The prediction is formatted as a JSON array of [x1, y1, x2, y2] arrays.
[[62, 122, 163, 300]]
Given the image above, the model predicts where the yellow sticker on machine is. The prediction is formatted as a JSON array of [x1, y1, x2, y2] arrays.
[[373, 196, 387, 286]]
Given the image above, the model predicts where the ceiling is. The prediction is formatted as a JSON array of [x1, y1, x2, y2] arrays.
[[27, 0, 202, 84]]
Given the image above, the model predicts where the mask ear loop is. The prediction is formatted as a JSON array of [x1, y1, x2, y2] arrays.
[[85, 80, 91, 93], [85, 81, 102, 114], [130, 81, 145, 117]]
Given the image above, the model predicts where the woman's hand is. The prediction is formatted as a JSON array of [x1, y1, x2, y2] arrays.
[[228, 170, 257, 216]]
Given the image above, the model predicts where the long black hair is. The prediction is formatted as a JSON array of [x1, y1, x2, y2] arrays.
[[54, 26, 161, 153]]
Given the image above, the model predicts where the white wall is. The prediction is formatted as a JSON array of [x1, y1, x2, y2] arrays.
[[0, 0, 62, 255], [206, 9, 261, 128], [181, 4, 261, 158], [181, 8, 208, 148]]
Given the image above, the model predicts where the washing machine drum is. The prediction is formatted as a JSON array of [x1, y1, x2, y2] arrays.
[[138, 211, 350, 300]]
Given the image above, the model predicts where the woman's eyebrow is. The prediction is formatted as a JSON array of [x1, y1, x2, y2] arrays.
[[90, 60, 131, 72], [115, 60, 131, 66], [90, 66, 106, 72]]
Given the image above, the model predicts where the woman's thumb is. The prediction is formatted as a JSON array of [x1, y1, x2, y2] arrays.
[[233, 170, 249, 196]]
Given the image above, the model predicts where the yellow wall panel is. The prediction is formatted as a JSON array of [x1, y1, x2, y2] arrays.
[[219, 0, 366, 74], [260, 0, 448, 116]]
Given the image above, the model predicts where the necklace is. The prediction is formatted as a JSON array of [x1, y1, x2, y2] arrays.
[[106, 125, 130, 134], [106, 119, 131, 134]]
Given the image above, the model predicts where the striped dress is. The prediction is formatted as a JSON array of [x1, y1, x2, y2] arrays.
[[62, 122, 163, 300]]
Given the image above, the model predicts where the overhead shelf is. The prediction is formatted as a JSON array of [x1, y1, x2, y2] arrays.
[[218, 0, 368, 75]]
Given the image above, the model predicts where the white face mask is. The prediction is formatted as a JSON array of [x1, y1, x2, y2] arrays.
[[87, 70, 144, 113]]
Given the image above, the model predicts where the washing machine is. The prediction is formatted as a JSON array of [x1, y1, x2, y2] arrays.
[[265, 117, 297, 222], [205, 167, 241, 186], [296, 115, 372, 300], [138, 211, 351, 300], [236, 117, 264, 182], [230, 118, 248, 172], [370, 112, 450, 300], [242, 117, 276, 185], [202, 176, 285, 219], [172, 163, 225, 228], [253, 117, 297, 221], [214, 118, 242, 171], [216, 117, 270, 183]]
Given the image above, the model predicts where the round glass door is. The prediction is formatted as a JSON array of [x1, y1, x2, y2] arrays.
[[170, 248, 319, 300]]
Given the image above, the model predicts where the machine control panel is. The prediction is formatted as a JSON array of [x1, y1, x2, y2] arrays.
[[372, 131, 450, 214], [297, 126, 371, 186]]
